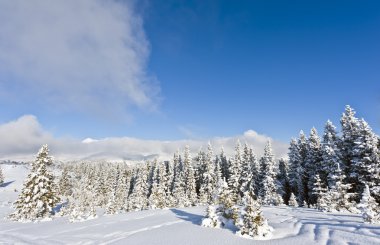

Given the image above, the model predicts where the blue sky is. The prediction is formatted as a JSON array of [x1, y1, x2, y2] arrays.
[[0, 0, 379, 143]]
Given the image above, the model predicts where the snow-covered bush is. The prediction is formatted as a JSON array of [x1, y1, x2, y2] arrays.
[[203, 190, 273, 240], [201, 205, 222, 228], [237, 192, 273, 239], [288, 193, 298, 207]]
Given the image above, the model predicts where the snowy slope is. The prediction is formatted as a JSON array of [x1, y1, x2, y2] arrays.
[[1, 164, 380, 245]]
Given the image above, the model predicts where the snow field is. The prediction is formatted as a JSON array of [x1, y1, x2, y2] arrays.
[[1, 164, 380, 245]]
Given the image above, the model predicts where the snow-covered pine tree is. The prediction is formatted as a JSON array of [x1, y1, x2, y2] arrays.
[[321, 120, 342, 190], [9, 145, 60, 221], [58, 165, 72, 197], [172, 152, 187, 207], [0, 165, 4, 185], [358, 185, 380, 224], [288, 193, 298, 207], [171, 151, 180, 193], [288, 138, 301, 199], [163, 161, 175, 207], [237, 191, 273, 239], [340, 105, 361, 192], [249, 148, 260, 197], [105, 192, 118, 215], [219, 147, 229, 182], [298, 131, 309, 205], [114, 166, 129, 212], [228, 140, 242, 203], [328, 163, 356, 212], [195, 149, 206, 193], [239, 144, 255, 200], [214, 156, 223, 189], [147, 160, 158, 198], [68, 167, 97, 221], [312, 174, 329, 211], [352, 119, 380, 202], [259, 141, 278, 205], [94, 165, 108, 207], [183, 145, 198, 206], [218, 178, 235, 220], [128, 165, 149, 211], [305, 128, 323, 205], [288, 131, 308, 205], [104, 164, 119, 214], [277, 158, 291, 205], [199, 142, 216, 204], [148, 161, 167, 209]]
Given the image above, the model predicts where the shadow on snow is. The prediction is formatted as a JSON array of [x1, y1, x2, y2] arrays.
[[170, 208, 204, 226], [0, 181, 15, 188]]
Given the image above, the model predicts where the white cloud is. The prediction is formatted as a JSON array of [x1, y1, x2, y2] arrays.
[[0, 115, 289, 162], [0, 115, 53, 156], [0, 0, 158, 118]]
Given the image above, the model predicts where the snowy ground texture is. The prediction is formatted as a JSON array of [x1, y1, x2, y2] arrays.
[[1, 164, 380, 245]]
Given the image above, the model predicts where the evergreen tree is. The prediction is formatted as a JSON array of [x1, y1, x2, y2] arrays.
[[172, 152, 187, 207], [199, 143, 216, 204], [104, 164, 125, 215], [105, 191, 118, 215], [219, 147, 229, 181], [228, 140, 242, 203], [218, 178, 235, 219], [328, 163, 356, 212], [297, 131, 309, 205], [0, 165, 4, 185], [239, 144, 256, 199], [321, 120, 342, 189], [237, 192, 273, 239], [340, 105, 361, 189], [58, 165, 72, 197], [9, 145, 60, 221], [288, 131, 308, 205], [69, 168, 97, 221], [183, 146, 198, 206], [288, 138, 302, 198], [163, 161, 175, 207], [148, 161, 167, 209], [358, 185, 380, 224], [214, 156, 223, 190], [250, 148, 260, 197], [128, 165, 149, 211], [171, 151, 181, 193], [312, 174, 329, 211], [305, 128, 323, 204], [147, 160, 157, 197], [94, 165, 108, 207], [352, 119, 380, 202], [259, 141, 278, 205], [114, 166, 129, 211], [277, 158, 291, 205]]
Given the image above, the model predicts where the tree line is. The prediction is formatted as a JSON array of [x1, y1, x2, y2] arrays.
[[6, 105, 380, 225]]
